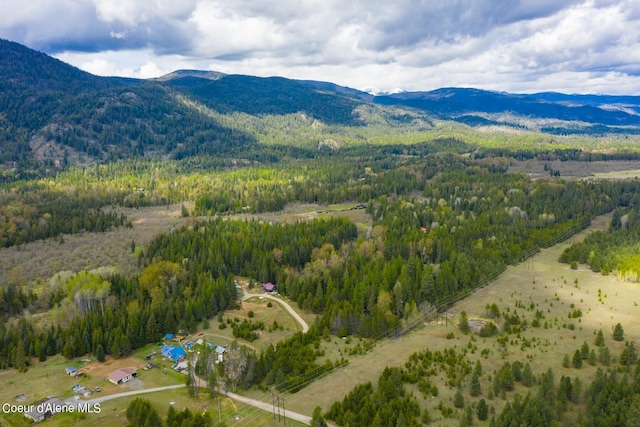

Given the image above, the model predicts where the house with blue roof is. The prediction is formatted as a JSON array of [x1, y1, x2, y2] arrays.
[[161, 344, 186, 362]]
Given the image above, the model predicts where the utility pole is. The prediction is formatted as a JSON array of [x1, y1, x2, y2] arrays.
[[272, 391, 275, 420], [283, 394, 286, 425]]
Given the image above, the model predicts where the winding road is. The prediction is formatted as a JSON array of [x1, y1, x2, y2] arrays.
[[239, 286, 309, 333], [85, 379, 316, 425], [253, 293, 309, 333], [85, 294, 313, 424]]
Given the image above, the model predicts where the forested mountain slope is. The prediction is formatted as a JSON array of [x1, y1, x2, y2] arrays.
[[3, 37, 640, 177]]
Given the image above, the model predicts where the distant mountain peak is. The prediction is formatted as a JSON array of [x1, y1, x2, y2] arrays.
[[153, 69, 226, 81], [364, 87, 405, 96]]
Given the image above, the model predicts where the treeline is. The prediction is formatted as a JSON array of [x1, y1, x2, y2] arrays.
[[559, 182, 640, 278], [126, 397, 213, 427], [0, 186, 129, 247], [0, 265, 237, 370]]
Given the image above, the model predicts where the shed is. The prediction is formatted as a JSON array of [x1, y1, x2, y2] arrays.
[[108, 368, 137, 385], [164, 333, 174, 340], [65, 367, 78, 376]]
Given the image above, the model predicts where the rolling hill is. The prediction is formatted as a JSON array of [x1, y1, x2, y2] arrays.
[[374, 87, 640, 133], [2, 37, 640, 175]]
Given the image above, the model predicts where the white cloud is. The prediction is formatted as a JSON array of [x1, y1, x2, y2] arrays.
[[3, 0, 640, 94]]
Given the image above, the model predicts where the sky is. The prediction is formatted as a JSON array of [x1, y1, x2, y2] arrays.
[[1, 0, 640, 95]]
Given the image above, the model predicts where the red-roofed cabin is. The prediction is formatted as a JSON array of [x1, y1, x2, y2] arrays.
[[262, 282, 277, 293]]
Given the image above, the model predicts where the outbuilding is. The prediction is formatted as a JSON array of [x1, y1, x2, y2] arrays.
[[108, 368, 137, 385]]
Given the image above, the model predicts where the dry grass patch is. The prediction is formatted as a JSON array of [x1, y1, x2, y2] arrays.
[[0, 204, 189, 285]]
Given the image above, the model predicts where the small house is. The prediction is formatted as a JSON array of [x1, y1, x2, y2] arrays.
[[25, 397, 65, 423], [161, 344, 186, 362], [108, 368, 137, 385], [215, 346, 226, 363], [65, 367, 78, 376], [262, 282, 277, 293]]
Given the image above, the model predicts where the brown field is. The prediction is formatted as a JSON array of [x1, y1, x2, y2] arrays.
[[508, 159, 640, 180], [0, 204, 189, 285], [229, 202, 372, 237], [81, 356, 144, 380]]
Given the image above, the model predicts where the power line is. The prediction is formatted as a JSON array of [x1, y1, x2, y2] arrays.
[[223, 207, 616, 425]]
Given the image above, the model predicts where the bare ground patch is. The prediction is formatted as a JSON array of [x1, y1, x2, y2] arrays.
[[82, 356, 144, 380], [508, 159, 640, 180]]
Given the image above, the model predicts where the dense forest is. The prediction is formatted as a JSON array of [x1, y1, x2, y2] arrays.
[[5, 38, 640, 427]]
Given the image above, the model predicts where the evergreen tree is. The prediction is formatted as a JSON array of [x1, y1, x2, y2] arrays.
[[470, 371, 482, 397], [458, 311, 470, 334], [521, 363, 533, 387], [572, 349, 583, 368], [95, 344, 106, 362], [477, 399, 489, 421], [598, 346, 611, 366], [454, 388, 465, 408], [613, 323, 624, 341], [580, 341, 590, 360], [311, 406, 328, 427]]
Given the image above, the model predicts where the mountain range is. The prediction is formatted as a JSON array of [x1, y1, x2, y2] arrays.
[[2, 38, 640, 172]]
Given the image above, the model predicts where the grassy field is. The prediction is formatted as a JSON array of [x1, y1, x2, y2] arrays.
[[508, 159, 640, 180], [200, 295, 302, 352], [229, 202, 372, 238], [285, 213, 640, 424], [0, 339, 306, 427], [0, 387, 298, 427]]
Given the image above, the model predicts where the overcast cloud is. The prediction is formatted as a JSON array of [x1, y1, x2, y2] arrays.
[[1, 0, 639, 94]]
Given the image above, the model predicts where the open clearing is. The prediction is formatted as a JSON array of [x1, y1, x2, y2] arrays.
[[508, 159, 640, 180], [285, 213, 640, 423], [0, 204, 188, 285], [200, 295, 302, 352], [0, 202, 371, 287]]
